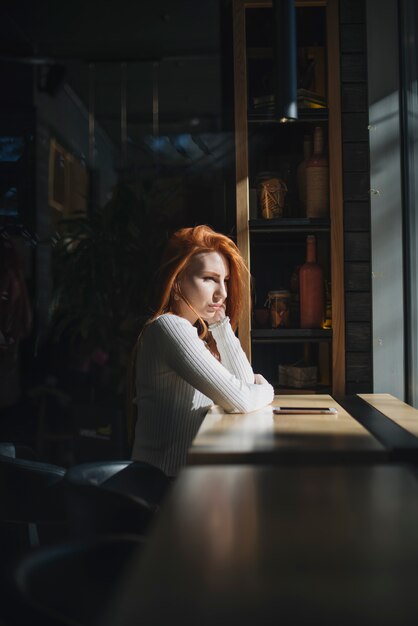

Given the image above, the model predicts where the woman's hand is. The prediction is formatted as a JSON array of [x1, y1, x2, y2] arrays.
[[210, 303, 226, 324], [254, 373, 269, 385]]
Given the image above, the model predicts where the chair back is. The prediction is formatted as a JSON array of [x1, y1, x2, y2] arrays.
[[66, 460, 133, 486], [0, 456, 66, 523], [64, 461, 157, 538], [0, 455, 67, 572], [14, 534, 144, 626], [0, 442, 16, 458], [101, 460, 172, 507]]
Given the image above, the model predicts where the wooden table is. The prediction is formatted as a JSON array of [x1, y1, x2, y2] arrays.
[[359, 393, 418, 436], [187, 394, 387, 465], [337, 394, 418, 461], [101, 463, 418, 626]]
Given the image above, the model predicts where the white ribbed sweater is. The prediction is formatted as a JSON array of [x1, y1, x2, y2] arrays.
[[131, 314, 274, 476]]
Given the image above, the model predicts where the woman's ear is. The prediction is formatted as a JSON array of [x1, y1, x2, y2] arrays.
[[173, 280, 180, 301]]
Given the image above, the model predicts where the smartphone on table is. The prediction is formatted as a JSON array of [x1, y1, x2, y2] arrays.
[[273, 407, 338, 415]]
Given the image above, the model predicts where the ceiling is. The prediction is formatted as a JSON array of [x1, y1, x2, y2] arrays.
[[1, 1, 224, 145], [2, 0, 221, 61]]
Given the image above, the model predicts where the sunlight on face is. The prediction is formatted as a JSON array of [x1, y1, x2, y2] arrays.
[[175, 252, 230, 324]]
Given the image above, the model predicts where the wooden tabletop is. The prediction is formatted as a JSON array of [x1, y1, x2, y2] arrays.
[[336, 394, 418, 460], [101, 464, 418, 626], [187, 394, 386, 465], [359, 393, 418, 438]]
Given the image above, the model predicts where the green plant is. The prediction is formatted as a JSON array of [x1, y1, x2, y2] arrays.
[[49, 181, 166, 401]]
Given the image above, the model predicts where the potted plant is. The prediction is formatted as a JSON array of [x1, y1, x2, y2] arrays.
[[47, 181, 167, 456]]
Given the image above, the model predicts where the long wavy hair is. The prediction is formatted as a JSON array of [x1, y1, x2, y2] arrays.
[[149, 224, 247, 335], [126, 225, 248, 446]]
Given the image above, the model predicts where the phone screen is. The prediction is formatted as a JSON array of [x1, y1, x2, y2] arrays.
[[273, 407, 338, 415]]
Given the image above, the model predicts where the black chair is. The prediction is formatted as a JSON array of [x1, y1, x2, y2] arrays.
[[0, 454, 69, 626], [0, 441, 16, 458], [0, 455, 67, 550], [13, 534, 144, 626], [0, 441, 39, 461], [63, 460, 167, 539], [99, 459, 172, 506]]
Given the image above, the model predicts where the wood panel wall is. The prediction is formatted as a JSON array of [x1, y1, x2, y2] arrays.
[[339, 0, 373, 393]]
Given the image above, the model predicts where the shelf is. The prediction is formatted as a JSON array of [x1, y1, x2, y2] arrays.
[[248, 109, 328, 124], [249, 218, 330, 233], [252, 328, 332, 343], [273, 384, 332, 395]]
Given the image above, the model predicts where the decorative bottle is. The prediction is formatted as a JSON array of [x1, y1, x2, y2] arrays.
[[297, 134, 312, 215], [306, 126, 329, 217], [299, 235, 324, 328], [289, 264, 301, 328]]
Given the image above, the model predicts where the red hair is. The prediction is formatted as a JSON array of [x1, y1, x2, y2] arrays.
[[149, 225, 248, 337]]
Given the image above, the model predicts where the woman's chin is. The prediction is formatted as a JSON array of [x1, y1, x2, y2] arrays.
[[202, 311, 217, 322]]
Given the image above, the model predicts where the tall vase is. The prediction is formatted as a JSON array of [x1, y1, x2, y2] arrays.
[[297, 134, 312, 215], [299, 235, 324, 328], [306, 126, 329, 217]]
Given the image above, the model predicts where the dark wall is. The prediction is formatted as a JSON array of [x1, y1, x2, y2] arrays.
[[339, 0, 373, 393]]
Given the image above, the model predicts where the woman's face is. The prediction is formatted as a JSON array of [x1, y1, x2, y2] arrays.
[[174, 251, 230, 324]]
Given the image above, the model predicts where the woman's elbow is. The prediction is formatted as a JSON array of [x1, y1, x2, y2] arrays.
[[223, 394, 254, 414]]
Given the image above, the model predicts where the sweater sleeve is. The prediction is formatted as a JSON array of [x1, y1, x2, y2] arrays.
[[208, 316, 254, 384], [155, 315, 274, 414]]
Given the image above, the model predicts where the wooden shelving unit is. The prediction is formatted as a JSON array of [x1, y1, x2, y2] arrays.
[[232, 0, 345, 396]]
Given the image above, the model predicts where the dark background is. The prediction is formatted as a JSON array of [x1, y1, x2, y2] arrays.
[[0, 0, 237, 464], [0, 0, 374, 465]]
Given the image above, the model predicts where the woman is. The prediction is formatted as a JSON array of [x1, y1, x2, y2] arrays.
[[131, 225, 274, 477]]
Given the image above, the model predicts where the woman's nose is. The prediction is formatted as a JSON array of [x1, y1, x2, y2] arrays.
[[215, 281, 227, 300]]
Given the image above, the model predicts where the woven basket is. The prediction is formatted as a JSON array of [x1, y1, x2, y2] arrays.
[[278, 364, 317, 388]]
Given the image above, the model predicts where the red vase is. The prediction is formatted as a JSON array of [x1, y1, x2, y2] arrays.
[[306, 126, 329, 217], [299, 235, 324, 328]]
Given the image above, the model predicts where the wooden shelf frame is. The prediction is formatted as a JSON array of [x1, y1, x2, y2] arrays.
[[252, 328, 332, 343], [232, 0, 345, 395], [249, 217, 330, 233]]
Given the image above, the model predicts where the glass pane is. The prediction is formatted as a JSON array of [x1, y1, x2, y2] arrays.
[[400, 0, 418, 407]]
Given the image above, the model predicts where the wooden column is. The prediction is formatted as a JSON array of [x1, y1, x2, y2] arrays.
[[327, 0, 346, 396], [233, 0, 251, 359]]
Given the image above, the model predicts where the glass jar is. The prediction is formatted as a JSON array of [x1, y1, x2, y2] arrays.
[[256, 172, 287, 219], [265, 290, 291, 328]]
